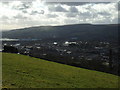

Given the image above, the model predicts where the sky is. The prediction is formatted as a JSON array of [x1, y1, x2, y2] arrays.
[[0, 0, 119, 30]]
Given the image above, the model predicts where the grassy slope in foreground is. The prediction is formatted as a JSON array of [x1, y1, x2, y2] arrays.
[[2, 53, 119, 88]]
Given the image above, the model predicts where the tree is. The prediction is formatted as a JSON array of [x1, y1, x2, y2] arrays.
[[3, 46, 18, 53]]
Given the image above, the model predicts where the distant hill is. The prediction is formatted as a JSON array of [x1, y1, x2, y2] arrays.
[[2, 53, 119, 88], [2, 24, 119, 42]]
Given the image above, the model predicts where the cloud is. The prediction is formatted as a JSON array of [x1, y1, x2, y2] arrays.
[[46, 14, 58, 18], [69, 6, 78, 12], [30, 10, 44, 15], [48, 5, 68, 12], [79, 12, 92, 18], [64, 18, 79, 24], [66, 12, 77, 17], [12, 2, 31, 10], [13, 14, 27, 19], [0, 16, 9, 20], [0, 1, 118, 30]]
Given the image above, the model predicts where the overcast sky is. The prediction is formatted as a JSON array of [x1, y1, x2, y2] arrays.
[[0, 0, 119, 30]]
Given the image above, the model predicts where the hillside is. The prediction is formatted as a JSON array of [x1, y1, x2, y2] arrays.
[[2, 24, 118, 42], [2, 53, 119, 88]]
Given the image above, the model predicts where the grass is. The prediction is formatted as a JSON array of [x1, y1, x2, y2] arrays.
[[2, 53, 119, 88]]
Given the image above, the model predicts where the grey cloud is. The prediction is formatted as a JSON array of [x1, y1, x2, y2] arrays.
[[93, 18, 111, 24], [46, 14, 58, 18], [14, 14, 27, 19], [22, 10, 28, 13], [118, 18, 120, 23], [79, 12, 92, 18], [21, 19, 60, 26], [20, 3, 31, 10], [69, 6, 78, 12], [118, 2, 120, 10], [49, 5, 68, 12], [30, 11, 39, 15], [30, 10, 44, 15], [55, 5, 67, 12], [66, 13, 77, 17], [97, 12, 111, 16], [64, 18, 79, 24], [112, 18, 118, 23], [2, 2, 9, 5], [12, 2, 31, 10], [46, 2, 87, 6], [1, 16, 9, 20], [46, 2, 109, 6]]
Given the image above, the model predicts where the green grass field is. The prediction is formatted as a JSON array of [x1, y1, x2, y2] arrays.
[[2, 53, 119, 88]]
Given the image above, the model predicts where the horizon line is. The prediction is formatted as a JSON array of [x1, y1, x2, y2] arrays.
[[1, 23, 119, 31]]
